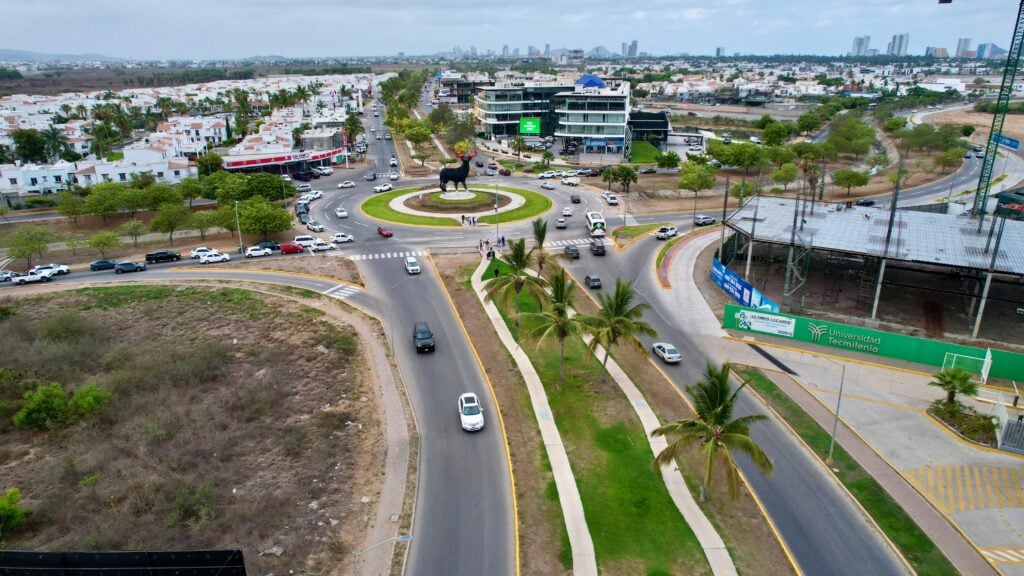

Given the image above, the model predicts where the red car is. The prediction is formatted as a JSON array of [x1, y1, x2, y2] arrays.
[[280, 242, 304, 254], [377, 226, 393, 238], [498, 168, 512, 176]]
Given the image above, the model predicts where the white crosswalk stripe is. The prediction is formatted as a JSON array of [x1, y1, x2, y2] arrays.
[[321, 284, 361, 301], [345, 249, 429, 262]]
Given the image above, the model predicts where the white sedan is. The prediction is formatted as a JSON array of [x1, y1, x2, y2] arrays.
[[245, 246, 273, 258], [652, 342, 682, 364], [562, 206, 573, 217], [540, 182, 555, 190], [373, 183, 393, 193], [335, 207, 349, 218], [190, 246, 215, 259], [309, 190, 323, 199], [458, 393, 485, 432], [331, 232, 354, 244], [337, 180, 356, 188], [199, 251, 231, 264], [310, 240, 336, 252]]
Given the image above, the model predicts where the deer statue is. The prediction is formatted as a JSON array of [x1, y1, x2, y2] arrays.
[[440, 149, 477, 192]]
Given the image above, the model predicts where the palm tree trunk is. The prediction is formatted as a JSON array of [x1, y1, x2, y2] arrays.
[[947, 390, 956, 406], [514, 287, 521, 326], [702, 452, 714, 503], [558, 337, 565, 385], [602, 346, 611, 383]]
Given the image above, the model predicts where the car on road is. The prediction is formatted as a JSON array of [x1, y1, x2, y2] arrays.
[[296, 184, 312, 193], [476, 160, 484, 167], [90, 259, 119, 271], [590, 239, 606, 255], [854, 199, 876, 207], [561, 176, 580, 186], [540, 181, 555, 190], [413, 321, 435, 352], [365, 172, 377, 181], [280, 242, 304, 254], [254, 241, 280, 251], [749, 136, 762, 145], [281, 175, 292, 182], [488, 161, 498, 169], [298, 213, 311, 225], [584, 274, 602, 289], [295, 203, 310, 215], [317, 166, 334, 175], [562, 206, 573, 217], [389, 157, 398, 167], [458, 393, 485, 432], [405, 256, 422, 274], [694, 215, 716, 226], [308, 190, 323, 199], [605, 194, 619, 206], [338, 180, 356, 188], [30, 263, 69, 276], [377, 226, 393, 238], [310, 240, 335, 252], [293, 235, 317, 248], [638, 167, 657, 174], [652, 342, 682, 364], [564, 245, 580, 259], [485, 169, 496, 176], [556, 217, 567, 229], [538, 171, 555, 179], [376, 134, 382, 140], [374, 183, 393, 193], [307, 220, 325, 232], [687, 111, 699, 117], [199, 251, 230, 264], [190, 246, 215, 259], [0, 271, 20, 282], [145, 250, 181, 263], [11, 270, 52, 285], [655, 226, 678, 240], [389, 172, 400, 181], [331, 232, 354, 244], [570, 194, 581, 203], [245, 246, 273, 258], [498, 168, 511, 176], [113, 261, 146, 274]]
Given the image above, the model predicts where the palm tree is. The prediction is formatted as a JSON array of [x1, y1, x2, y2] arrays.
[[541, 150, 555, 168], [531, 218, 548, 272], [615, 165, 638, 195], [602, 166, 618, 191], [74, 104, 88, 120], [484, 238, 549, 326], [512, 136, 527, 161], [653, 361, 773, 503], [41, 125, 66, 162], [343, 113, 365, 150], [928, 367, 978, 407], [522, 269, 584, 384], [584, 278, 656, 381]]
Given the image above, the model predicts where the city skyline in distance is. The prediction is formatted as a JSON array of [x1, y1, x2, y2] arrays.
[[0, 0, 1015, 61]]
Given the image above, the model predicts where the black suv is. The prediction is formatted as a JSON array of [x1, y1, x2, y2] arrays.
[[145, 250, 181, 263], [564, 245, 580, 259], [590, 239, 606, 255], [413, 322, 435, 353]]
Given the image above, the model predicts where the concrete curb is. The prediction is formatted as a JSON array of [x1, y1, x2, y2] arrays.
[[469, 257, 598, 576]]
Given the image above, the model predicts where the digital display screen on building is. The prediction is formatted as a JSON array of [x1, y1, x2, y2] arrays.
[[519, 117, 541, 135]]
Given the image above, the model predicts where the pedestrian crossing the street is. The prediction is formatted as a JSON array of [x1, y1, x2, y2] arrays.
[[347, 250, 426, 262], [905, 464, 1024, 514], [322, 284, 360, 301]]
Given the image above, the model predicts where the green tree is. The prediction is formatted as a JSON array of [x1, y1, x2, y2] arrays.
[[511, 136, 527, 161], [888, 167, 912, 188], [214, 173, 251, 204], [934, 148, 966, 173], [428, 104, 456, 131], [615, 165, 638, 195], [83, 182, 126, 222], [765, 145, 797, 167], [189, 211, 219, 240], [540, 150, 555, 168], [216, 205, 239, 237], [177, 177, 203, 207], [238, 197, 291, 240], [120, 218, 145, 247], [143, 183, 181, 211], [961, 124, 976, 138], [13, 382, 69, 430], [831, 169, 870, 196], [584, 279, 657, 382], [57, 190, 85, 224], [8, 224, 56, 269], [444, 115, 477, 147], [653, 362, 773, 502], [754, 114, 776, 129], [195, 152, 224, 177], [247, 173, 291, 201], [405, 125, 432, 149], [865, 153, 890, 171], [656, 150, 681, 170], [342, 113, 365, 149], [484, 238, 548, 326], [796, 111, 822, 135], [10, 128, 48, 163], [883, 117, 908, 133], [522, 268, 585, 383], [762, 122, 791, 146], [678, 162, 718, 206], [531, 217, 548, 272], [771, 163, 799, 191], [68, 383, 112, 421], [128, 172, 156, 189], [149, 203, 193, 244], [412, 152, 431, 166], [86, 231, 121, 258], [41, 125, 67, 162], [120, 187, 148, 218], [0, 487, 31, 540], [928, 367, 978, 407]]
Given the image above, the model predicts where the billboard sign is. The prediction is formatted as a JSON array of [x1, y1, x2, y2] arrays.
[[710, 258, 779, 312], [992, 134, 1021, 150], [519, 117, 541, 135]]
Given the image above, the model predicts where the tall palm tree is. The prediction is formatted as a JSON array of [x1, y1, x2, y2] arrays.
[[584, 278, 656, 381], [541, 150, 554, 168], [74, 104, 88, 120], [602, 166, 618, 191], [928, 367, 978, 407], [653, 361, 773, 503], [522, 269, 584, 384], [531, 218, 548, 272], [512, 136, 527, 161], [343, 113, 365, 149], [41, 125, 66, 162], [485, 238, 549, 326], [615, 165, 638, 195]]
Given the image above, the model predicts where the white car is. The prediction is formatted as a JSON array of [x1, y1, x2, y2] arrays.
[[199, 251, 231, 264], [556, 217, 567, 229], [606, 194, 619, 206], [281, 175, 292, 182], [296, 184, 312, 193], [190, 246, 215, 259], [540, 182, 555, 190], [245, 246, 273, 258], [308, 190, 323, 200], [335, 207, 349, 218], [337, 180, 356, 188], [389, 172, 400, 181], [405, 256, 421, 275], [307, 220, 324, 232], [318, 167, 334, 175], [29, 263, 69, 276], [562, 206, 573, 217], [561, 177, 580, 186], [310, 240, 336, 252], [11, 270, 52, 285], [389, 157, 398, 167], [293, 235, 317, 248], [374, 183, 393, 193], [694, 215, 716, 226], [370, 127, 376, 132], [655, 226, 678, 240], [458, 392, 485, 432], [538, 171, 556, 179], [331, 232, 354, 244], [652, 342, 683, 364]]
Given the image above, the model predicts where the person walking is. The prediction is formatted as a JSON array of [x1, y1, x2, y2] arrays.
[[461, 214, 466, 224]]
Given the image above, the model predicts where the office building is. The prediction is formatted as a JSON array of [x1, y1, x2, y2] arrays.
[[502, 45, 509, 57], [554, 75, 630, 155], [850, 36, 871, 57], [715, 47, 725, 57], [513, 47, 520, 57], [474, 81, 574, 139], [628, 40, 638, 58], [886, 34, 909, 56], [544, 44, 550, 57], [622, 42, 628, 57], [978, 43, 1008, 59], [925, 47, 949, 58], [956, 38, 971, 58]]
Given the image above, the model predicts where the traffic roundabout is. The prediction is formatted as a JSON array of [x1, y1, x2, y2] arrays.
[[360, 185, 553, 226]]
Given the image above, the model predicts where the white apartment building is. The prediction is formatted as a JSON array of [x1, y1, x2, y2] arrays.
[[554, 75, 631, 156], [0, 158, 194, 199]]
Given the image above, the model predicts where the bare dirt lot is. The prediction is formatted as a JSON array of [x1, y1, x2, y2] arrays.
[[227, 251, 363, 286], [930, 109, 1024, 143], [0, 285, 382, 575]]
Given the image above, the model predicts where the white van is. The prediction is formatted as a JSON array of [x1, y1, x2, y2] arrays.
[[405, 256, 422, 275]]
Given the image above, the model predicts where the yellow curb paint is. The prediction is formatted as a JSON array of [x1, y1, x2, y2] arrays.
[[171, 266, 363, 288], [426, 251, 520, 576]]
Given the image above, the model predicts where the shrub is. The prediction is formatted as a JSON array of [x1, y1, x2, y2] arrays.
[[165, 482, 216, 530], [238, 383, 271, 421], [24, 197, 57, 208], [13, 382, 69, 430], [38, 312, 100, 343], [282, 428, 308, 457], [69, 383, 111, 421], [313, 323, 358, 355], [0, 487, 31, 540]]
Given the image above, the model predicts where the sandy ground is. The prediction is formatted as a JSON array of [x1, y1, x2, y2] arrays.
[[930, 109, 1024, 144]]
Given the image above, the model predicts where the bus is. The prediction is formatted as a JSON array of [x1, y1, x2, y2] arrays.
[[585, 212, 607, 237]]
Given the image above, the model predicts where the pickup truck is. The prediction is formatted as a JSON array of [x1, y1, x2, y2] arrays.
[[655, 226, 679, 240], [560, 176, 580, 186], [12, 270, 53, 285], [30, 263, 69, 276], [145, 250, 181, 263]]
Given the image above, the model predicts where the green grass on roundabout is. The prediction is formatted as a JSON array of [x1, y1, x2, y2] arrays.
[[361, 185, 553, 227]]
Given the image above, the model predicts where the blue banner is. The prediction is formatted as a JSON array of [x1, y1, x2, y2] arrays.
[[710, 258, 779, 312], [993, 134, 1021, 150]]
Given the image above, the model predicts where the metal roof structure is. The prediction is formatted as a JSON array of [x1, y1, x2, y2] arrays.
[[726, 197, 1024, 276]]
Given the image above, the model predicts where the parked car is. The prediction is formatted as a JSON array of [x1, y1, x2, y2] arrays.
[[190, 246, 215, 259], [334, 207, 349, 218], [245, 246, 273, 258], [11, 270, 52, 285], [298, 213, 311, 225], [145, 250, 181, 263], [584, 275, 602, 289], [30, 263, 69, 276], [307, 220, 325, 232], [540, 182, 555, 190], [458, 392, 485, 432], [308, 190, 323, 200], [652, 342, 683, 364], [377, 226, 393, 238], [295, 203, 310, 216], [199, 251, 231, 264], [539, 171, 556, 179], [254, 241, 280, 251], [564, 245, 580, 259], [570, 194, 581, 203], [638, 167, 657, 174], [606, 194, 619, 206], [374, 183, 393, 193], [475, 160, 485, 167], [113, 261, 146, 274], [331, 232, 354, 244], [405, 256, 422, 275], [655, 226, 679, 240], [337, 180, 356, 188], [854, 199, 876, 207], [0, 271, 20, 282], [590, 239, 606, 255], [318, 166, 334, 175], [694, 215, 716, 226], [296, 184, 312, 193], [556, 217, 567, 229], [485, 169, 496, 176], [280, 242, 304, 254], [293, 235, 317, 248], [413, 321, 435, 352], [310, 240, 335, 252], [498, 168, 511, 176], [88, 259, 117, 271]]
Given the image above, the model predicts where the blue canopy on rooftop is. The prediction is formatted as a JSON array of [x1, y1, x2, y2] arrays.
[[575, 74, 606, 89]]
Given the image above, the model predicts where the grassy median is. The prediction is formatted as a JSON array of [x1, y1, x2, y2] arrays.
[[477, 186, 554, 224], [360, 188, 460, 227], [741, 369, 958, 576]]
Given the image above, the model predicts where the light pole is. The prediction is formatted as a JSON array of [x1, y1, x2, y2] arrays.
[[234, 200, 244, 253], [493, 182, 500, 251], [351, 534, 412, 576], [824, 357, 848, 467]]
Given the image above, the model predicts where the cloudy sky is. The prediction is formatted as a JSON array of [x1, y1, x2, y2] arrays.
[[1, 0, 1016, 60]]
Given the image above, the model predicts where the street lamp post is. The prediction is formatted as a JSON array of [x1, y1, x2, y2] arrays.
[[351, 534, 412, 576], [234, 200, 243, 253], [494, 183, 500, 251], [825, 359, 847, 467]]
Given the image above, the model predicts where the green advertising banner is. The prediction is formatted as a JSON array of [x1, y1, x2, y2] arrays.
[[722, 304, 1024, 381], [519, 117, 541, 135]]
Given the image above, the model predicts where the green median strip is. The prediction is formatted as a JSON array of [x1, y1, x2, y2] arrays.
[[741, 369, 958, 576], [494, 288, 708, 575], [656, 235, 685, 270], [360, 187, 460, 227], [612, 222, 666, 246], [477, 187, 553, 224]]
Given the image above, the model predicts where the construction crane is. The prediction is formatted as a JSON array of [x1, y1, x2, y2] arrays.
[[941, 0, 1024, 218]]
